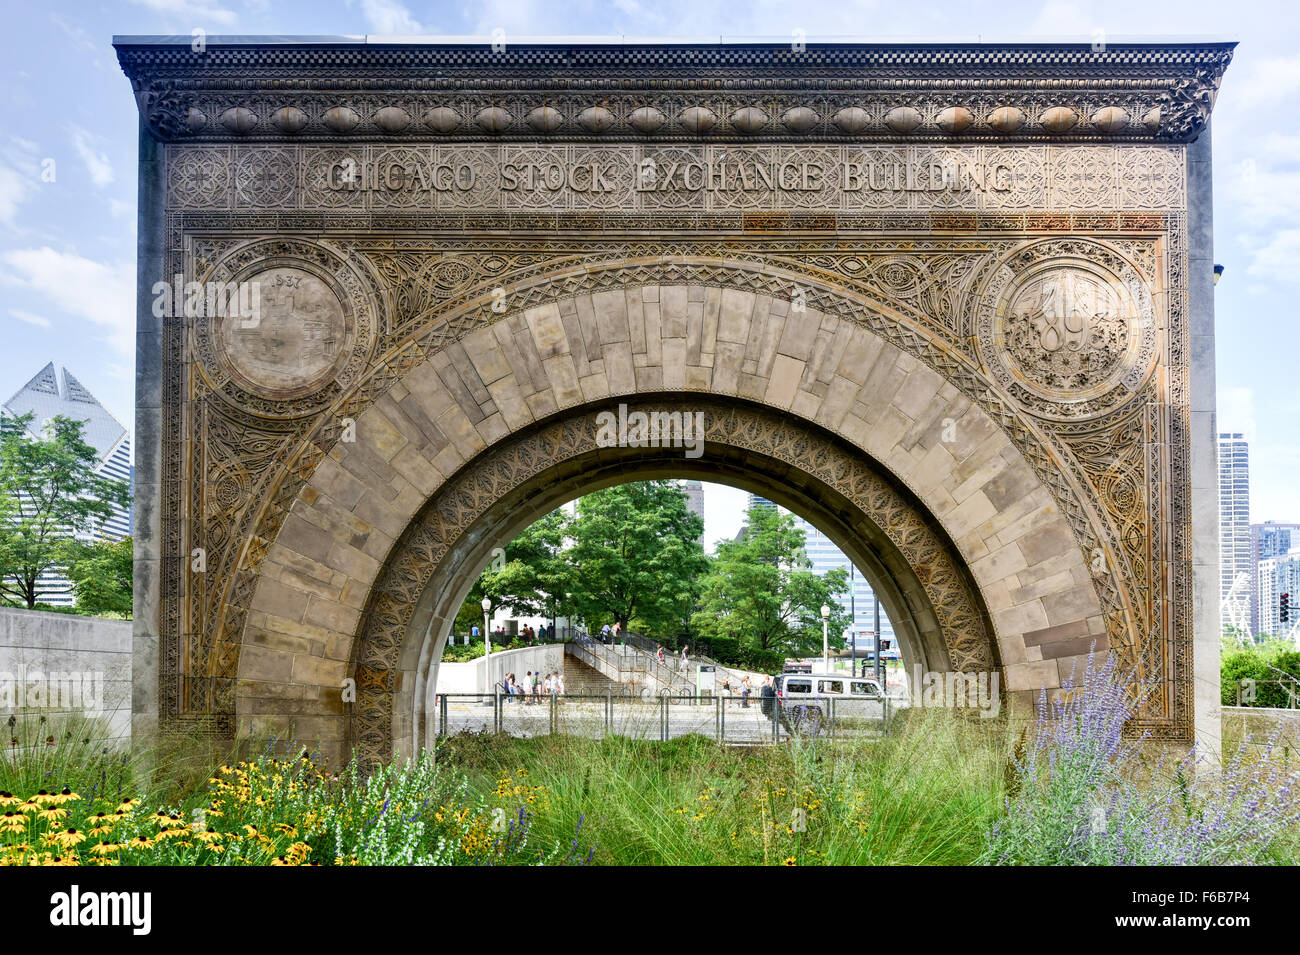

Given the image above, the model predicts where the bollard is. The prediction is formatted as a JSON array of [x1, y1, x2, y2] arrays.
[[439, 693, 448, 737]]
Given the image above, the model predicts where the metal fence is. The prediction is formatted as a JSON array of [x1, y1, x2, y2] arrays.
[[434, 691, 900, 744]]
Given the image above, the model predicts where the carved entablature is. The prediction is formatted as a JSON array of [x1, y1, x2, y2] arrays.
[[119, 38, 1231, 749], [116, 39, 1232, 145]]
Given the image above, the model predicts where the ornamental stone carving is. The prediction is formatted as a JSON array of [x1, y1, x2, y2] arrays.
[[118, 38, 1229, 761]]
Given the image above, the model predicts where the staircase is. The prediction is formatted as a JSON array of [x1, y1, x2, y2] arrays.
[[562, 654, 628, 696]]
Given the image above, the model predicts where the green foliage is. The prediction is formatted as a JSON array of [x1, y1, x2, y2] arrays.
[[691, 634, 785, 672], [0, 412, 131, 609], [1221, 640, 1300, 707], [692, 502, 850, 658], [480, 508, 570, 621], [565, 481, 709, 636], [439, 712, 1007, 865], [65, 536, 133, 617]]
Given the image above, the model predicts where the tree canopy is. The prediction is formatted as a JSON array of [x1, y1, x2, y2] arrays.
[[692, 502, 850, 658], [0, 412, 131, 609]]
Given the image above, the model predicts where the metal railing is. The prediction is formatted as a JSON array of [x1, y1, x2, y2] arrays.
[[434, 691, 899, 744]]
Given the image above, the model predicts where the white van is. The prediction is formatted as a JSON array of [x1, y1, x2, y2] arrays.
[[773, 672, 883, 735]]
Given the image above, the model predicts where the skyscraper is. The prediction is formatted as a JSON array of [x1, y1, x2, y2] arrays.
[[2, 364, 133, 606], [1250, 522, 1300, 636], [1217, 433, 1251, 637], [1257, 549, 1300, 642], [680, 480, 705, 543]]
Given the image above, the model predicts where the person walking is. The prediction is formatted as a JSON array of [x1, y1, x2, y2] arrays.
[[680, 646, 689, 667], [656, 645, 665, 666], [760, 675, 775, 718], [741, 676, 751, 709], [600, 623, 611, 643], [531, 669, 541, 704]]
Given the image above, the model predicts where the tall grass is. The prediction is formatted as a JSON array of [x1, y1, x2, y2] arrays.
[[438, 705, 1010, 865]]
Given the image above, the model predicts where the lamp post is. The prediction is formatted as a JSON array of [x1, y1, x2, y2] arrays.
[[821, 603, 830, 673], [481, 596, 492, 660]]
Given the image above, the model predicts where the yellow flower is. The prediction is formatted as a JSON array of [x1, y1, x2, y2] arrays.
[[115, 798, 137, 814], [89, 841, 121, 857], [781, 857, 797, 866], [36, 807, 68, 824], [195, 828, 223, 844], [31, 790, 57, 806], [127, 834, 154, 849], [50, 787, 80, 805], [48, 828, 86, 850], [0, 791, 19, 807], [1, 812, 27, 833]]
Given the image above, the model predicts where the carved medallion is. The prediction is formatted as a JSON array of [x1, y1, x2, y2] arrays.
[[979, 241, 1157, 419], [215, 267, 348, 397], [194, 238, 382, 418]]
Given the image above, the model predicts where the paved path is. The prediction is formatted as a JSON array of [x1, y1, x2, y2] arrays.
[[437, 695, 901, 743]]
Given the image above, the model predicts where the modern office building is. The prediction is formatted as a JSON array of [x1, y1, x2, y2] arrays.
[[744, 494, 894, 650], [1257, 548, 1300, 642], [1251, 522, 1300, 636], [680, 480, 705, 543], [1218, 433, 1251, 637], [2, 363, 133, 606]]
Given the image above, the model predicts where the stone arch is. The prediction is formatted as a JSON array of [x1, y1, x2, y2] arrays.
[[236, 276, 1106, 766]]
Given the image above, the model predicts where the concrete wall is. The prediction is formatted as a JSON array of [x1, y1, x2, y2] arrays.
[[0, 607, 133, 748], [433, 643, 565, 695]]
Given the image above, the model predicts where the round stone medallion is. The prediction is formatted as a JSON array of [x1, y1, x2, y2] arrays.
[[998, 264, 1136, 397], [213, 265, 351, 399], [978, 242, 1156, 420]]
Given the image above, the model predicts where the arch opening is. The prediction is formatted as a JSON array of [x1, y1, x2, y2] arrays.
[[345, 395, 998, 765]]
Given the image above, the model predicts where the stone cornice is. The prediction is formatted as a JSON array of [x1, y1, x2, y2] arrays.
[[114, 38, 1234, 145]]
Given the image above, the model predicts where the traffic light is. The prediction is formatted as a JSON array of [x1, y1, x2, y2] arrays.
[[1282, 592, 1290, 624]]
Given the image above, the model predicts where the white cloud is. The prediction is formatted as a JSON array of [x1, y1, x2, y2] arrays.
[[356, 0, 426, 33], [69, 126, 114, 188], [0, 248, 134, 358], [9, 309, 51, 328], [0, 138, 42, 226], [1245, 229, 1300, 284], [127, 0, 239, 25]]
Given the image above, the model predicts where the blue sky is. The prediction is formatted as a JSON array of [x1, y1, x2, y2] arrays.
[[0, 0, 1296, 547]]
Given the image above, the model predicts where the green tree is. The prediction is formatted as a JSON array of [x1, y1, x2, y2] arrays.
[[0, 413, 131, 609], [450, 509, 573, 641], [480, 508, 571, 622], [692, 502, 850, 659], [565, 481, 708, 636], [64, 536, 134, 617]]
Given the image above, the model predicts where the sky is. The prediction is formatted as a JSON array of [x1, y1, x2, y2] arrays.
[[0, 0, 1296, 549]]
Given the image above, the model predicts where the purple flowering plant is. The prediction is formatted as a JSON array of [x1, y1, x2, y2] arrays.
[[985, 648, 1300, 865]]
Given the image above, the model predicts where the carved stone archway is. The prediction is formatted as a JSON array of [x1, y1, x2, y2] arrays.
[[117, 38, 1231, 764]]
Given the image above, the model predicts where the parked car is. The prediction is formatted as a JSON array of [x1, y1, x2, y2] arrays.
[[773, 672, 883, 735]]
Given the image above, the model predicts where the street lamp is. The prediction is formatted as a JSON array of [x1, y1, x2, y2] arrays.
[[481, 596, 492, 659], [821, 603, 830, 672]]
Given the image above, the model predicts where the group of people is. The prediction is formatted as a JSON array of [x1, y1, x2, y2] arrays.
[[598, 622, 622, 642], [501, 669, 565, 702]]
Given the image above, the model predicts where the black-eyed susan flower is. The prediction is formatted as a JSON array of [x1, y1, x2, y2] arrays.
[[1, 811, 27, 833], [49, 828, 86, 850], [89, 841, 121, 857], [36, 806, 68, 824], [50, 787, 79, 805], [0, 791, 19, 807], [127, 834, 154, 849], [115, 798, 137, 814], [781, 857, 797, 866], [32, 790, 56, 806]]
